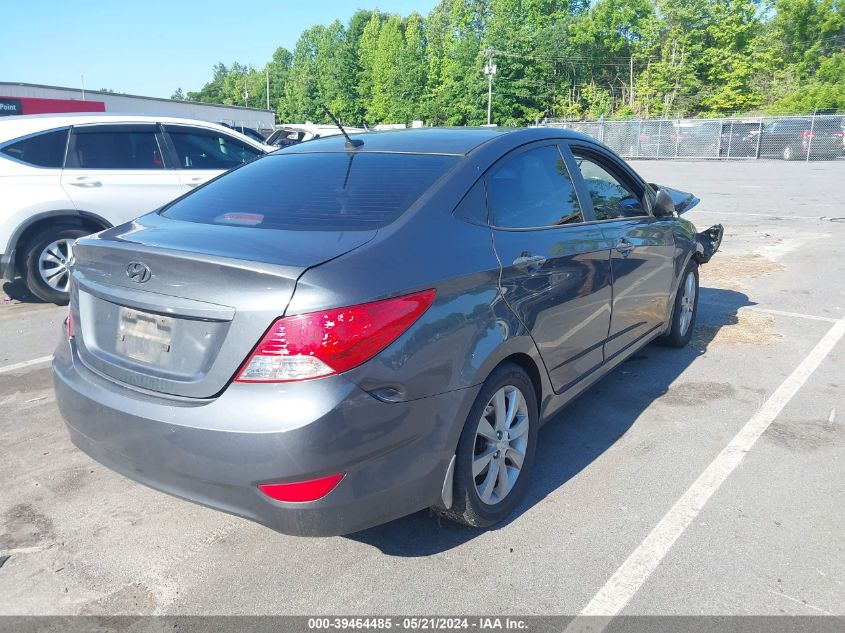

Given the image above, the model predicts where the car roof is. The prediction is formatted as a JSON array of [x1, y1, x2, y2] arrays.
[[0, 113, 265, 146], [277, 126, 592, 157]]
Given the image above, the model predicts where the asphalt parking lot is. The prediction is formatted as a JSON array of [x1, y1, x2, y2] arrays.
[[0, 160, 843, 617]]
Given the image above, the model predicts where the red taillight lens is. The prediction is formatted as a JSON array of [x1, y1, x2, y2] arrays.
[[258, 473, 344, 502], [639, 134, 650, 141], [800, 131, 816, 138], [236, 289, 436, 383], [835, 131, 844, 138]]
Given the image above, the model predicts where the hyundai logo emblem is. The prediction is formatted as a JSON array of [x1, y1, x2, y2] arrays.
[[126, 261, 152, 283]]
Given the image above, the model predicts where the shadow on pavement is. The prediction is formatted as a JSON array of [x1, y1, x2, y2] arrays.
[[347, 286, 753, 556], [2, 279, 43, 304]]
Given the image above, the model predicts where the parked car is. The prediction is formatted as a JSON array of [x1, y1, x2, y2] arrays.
[[0, 113, 270, 303], [604, 121, 720, 158], [719, 121, 760, 158], [218, 122, 269, 143], [265, 123, 366, 148], [759, 117, 844, 160], [670, 121, 720, 157], [54, 127, 723, 536]]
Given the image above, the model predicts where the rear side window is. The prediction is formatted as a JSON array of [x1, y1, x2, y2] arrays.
[[70, 129, 163, 169], [1, 129, 68, 167], [167, 128, 261, 169], [162, 152, 457, 231], [486, 145, 583, 228]]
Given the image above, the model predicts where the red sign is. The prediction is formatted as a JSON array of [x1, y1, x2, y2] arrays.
[[0, 96, 106, 116]]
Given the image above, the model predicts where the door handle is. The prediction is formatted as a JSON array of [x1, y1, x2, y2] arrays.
[[615, 238, 635, 256], [68, 178, 102, 188], [513, 254, 547, 271]]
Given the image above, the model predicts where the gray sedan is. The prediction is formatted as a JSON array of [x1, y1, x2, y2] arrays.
[[53, 127, 722, 536]]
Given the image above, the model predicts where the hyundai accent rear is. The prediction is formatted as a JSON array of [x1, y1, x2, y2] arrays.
[[54, 128, 719, 536]]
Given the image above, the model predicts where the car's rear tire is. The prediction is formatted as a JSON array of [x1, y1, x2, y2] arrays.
[[438, 363, 539, 528], [23, 226, 88, 304], [657, 261, 699, 348]]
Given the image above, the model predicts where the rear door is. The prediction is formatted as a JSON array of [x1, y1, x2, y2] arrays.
[[487, 142, 614, 393], [161, 124, 263, 192], [61, 123, 182, 225], [568, 144, 676, 360]]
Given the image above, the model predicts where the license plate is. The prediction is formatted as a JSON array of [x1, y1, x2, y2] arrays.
[[116, 307, 174, 364]]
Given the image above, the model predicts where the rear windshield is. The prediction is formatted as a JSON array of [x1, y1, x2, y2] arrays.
[[162, 152, 457, 231]]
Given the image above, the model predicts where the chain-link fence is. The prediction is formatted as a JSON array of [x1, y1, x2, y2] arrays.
[[545, 114, 845, 161]]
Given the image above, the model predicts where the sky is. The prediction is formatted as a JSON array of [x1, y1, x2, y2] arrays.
[[3, 0, 439, 99]]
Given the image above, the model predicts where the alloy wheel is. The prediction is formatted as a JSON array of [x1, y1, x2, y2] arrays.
[[472, 385, 530, 505], [38, 239, 75, 293], [678, 270, 696, 336]]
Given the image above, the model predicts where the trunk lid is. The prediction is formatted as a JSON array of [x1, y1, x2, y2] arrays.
[[70, 213, 375, 398]]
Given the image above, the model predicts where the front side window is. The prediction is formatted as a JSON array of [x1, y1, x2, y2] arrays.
[[571, 153, 646, 220], [168, 128, 261, 169], [162, 152, 456, 231], [1, 129, 68, 167], [71, 129, 163, 169], [486, 145, 583, 229]]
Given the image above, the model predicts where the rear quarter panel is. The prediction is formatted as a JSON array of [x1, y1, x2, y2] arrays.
[[0, 168, 74, 253]]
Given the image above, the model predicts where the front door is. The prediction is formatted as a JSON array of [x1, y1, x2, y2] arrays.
[[61, 123, 182, 225], [487, 143, 614, 393], [568, 147, 676, 360]]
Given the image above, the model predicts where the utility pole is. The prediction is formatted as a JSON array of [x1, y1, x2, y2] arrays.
[[243, 85, 249, 108], [265, 67, 270, 111], [81, 73, 86, 101], [483, 49, 497, 126], [629, 56, 634, 107]]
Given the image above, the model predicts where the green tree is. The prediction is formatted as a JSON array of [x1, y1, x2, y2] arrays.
[[438, 0, 489, 125], [267, 47, 293, 114], [315, 21, 361, 123], [357, 12, 383, 121], [280, 26, 325, 121], [698, 0, 762, 114], [400, 13, 428, 122], [187, 62, 229, 103], [370, 15, 407, 122]]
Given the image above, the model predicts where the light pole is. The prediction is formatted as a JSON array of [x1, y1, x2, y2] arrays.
[[484, 51, 496, 126]]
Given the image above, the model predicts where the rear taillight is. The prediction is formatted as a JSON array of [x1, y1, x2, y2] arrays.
[[639, 134, 650, 141], [800, 131, 816, 138], [258, 473, 345, 502], [236, 289, 436, 383], [835, 131, 844, 138]]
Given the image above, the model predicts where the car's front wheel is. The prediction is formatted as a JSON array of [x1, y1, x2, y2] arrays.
[[23, 226, 88, 304], [439, 363, 539, 528], [658, 261, 699, 348]]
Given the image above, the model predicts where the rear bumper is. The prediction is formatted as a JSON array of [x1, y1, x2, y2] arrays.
[[53, 339, 474, 536]]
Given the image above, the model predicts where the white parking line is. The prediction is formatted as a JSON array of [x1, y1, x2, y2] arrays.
[[707, 302, 840, 323], [0, 355, 53, 375], [689, 210, 823, 220], [571, 315, 845, 622], [744, 306, 840, 323]]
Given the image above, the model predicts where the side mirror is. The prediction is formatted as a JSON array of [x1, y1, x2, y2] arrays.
[[653, 189, 676, 217]]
